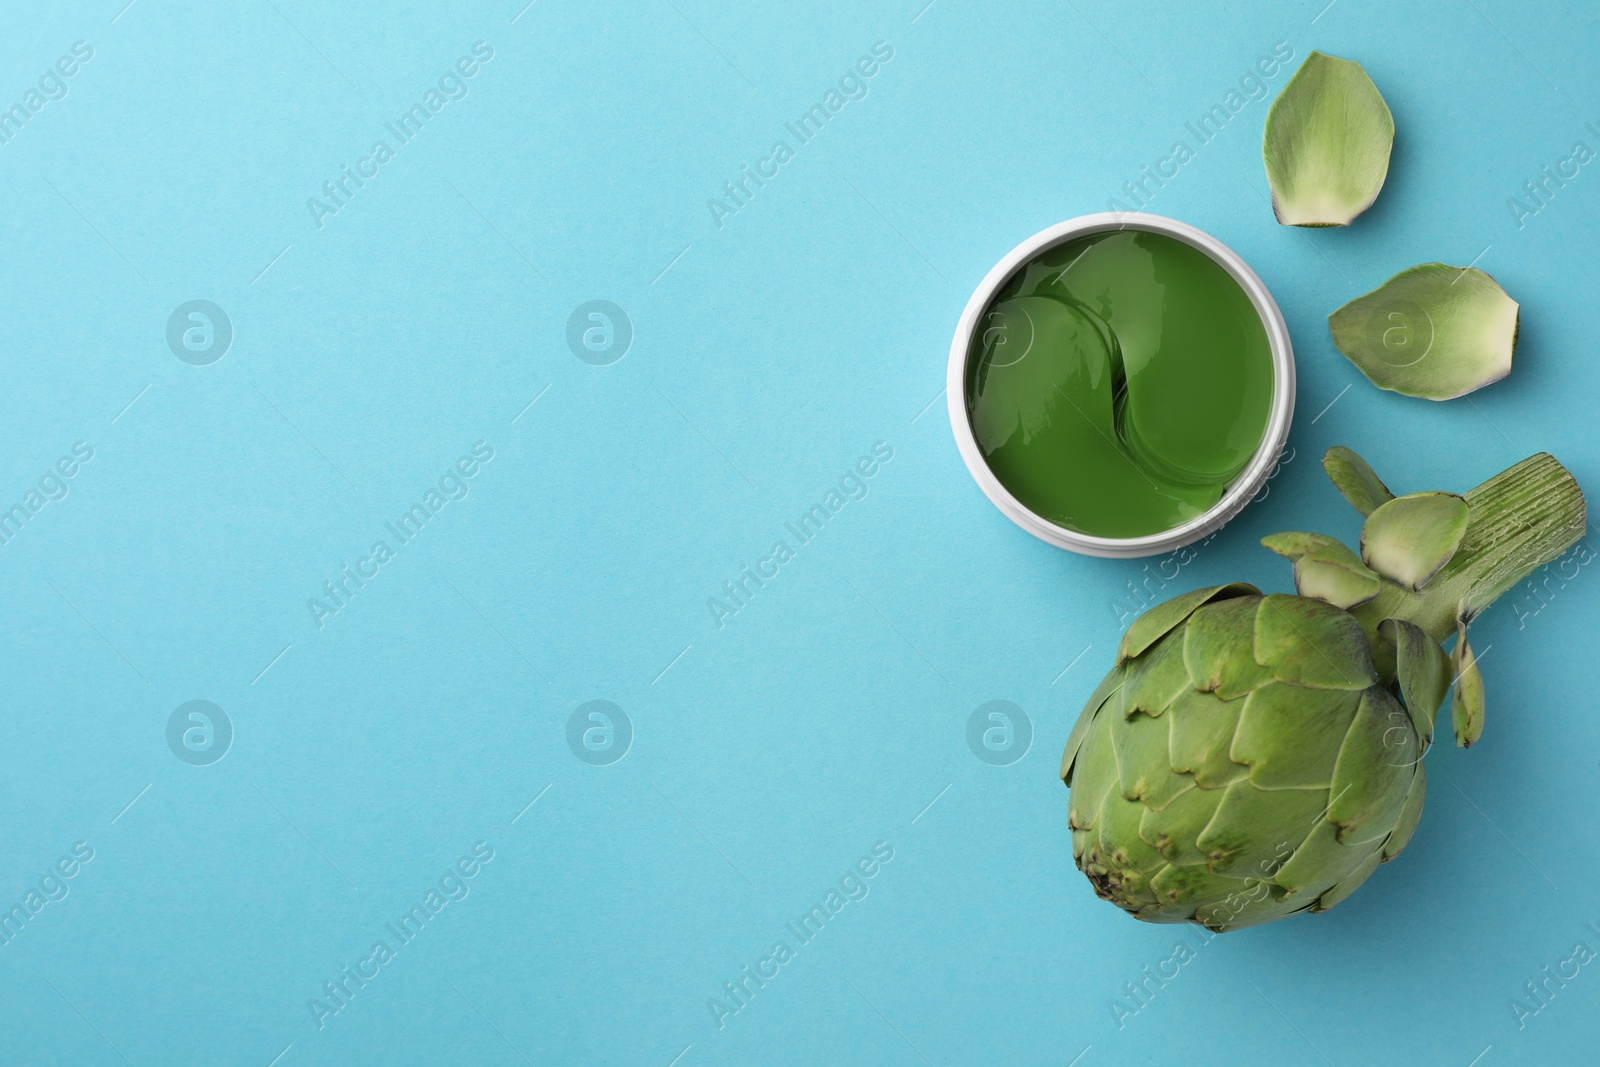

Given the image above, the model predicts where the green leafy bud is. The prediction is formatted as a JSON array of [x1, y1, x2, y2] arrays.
[[1063, 451, 1584, 931]]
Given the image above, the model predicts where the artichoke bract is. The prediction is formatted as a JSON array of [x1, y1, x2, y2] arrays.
[[1062, 448, 1585, 930], [1263, 51, 1394, 227], [1329, 263, 1520, 400]]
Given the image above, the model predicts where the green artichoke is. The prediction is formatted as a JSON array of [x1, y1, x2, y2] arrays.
[[1062, 448, 1585, 930]]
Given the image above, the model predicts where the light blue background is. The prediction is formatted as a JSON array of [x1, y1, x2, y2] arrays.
[[2, 0, 1597, 1064]]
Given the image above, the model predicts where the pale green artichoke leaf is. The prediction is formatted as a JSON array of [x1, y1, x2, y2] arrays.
[[1361, 491, 1470, 590], [1183, 596, 1274, 699], [1260, 530, 1364, 571], [1273, 818, 1380, 897], [1112, 709, 1186, 808], [1379, 618, 1450, 742], [1322, 446, 1395, 516], [1328, 264, 1519, 399], [1147, 862, 1218, 917], [1067, 710, 1120, 831], [1254, 594, 1378, 690], [1311, 848, 1384, 912], [1099, 789, 1171, 875], [1230, 683, 1363, 790], [1119, 582, 1261, 663], [1123, 633, 1192, 717], [1195, 886, 1313, 933], [1451, 623, 1486, 748], [1062, 664, 1127, 785], [1136, 776, 1197, 817], [1092, 792, 1169, 904], [1299, 536, 1378, 579], [1126, 902, 1203, 927], [1382, 764, 1426, 862], [1128, 879, 1188, 924], [1195, 779, 1331, 876], [1080, 660, 1130, 721], [1263, 531, 1384, 608], [1167, 688, 1249, 790], [1139, 782, 1225, 865], [1295, 558, 1384, 609], [1259, 531, 1336, 560], [1328, 688, 1415, 844], [1132, 901, 1196, 926], [1263, 51, 1394, 227]]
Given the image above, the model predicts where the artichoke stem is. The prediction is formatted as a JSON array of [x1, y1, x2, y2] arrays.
[[1351, 453, 1586, 644]]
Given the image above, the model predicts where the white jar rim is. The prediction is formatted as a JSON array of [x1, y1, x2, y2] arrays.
[[946, 212, 1296, 559]]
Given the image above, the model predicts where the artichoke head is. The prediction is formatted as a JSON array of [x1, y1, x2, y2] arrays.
[[1061, 584, 1429, 931], [1061, 448, 1586, 931]]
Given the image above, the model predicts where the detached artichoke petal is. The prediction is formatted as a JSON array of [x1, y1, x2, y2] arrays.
[[1322, 446, 1395, 516], [1360, 492, 1470, 590], [1329, 264, 1520, 400], [1451, 623, 1486, 748], [1263, 51, 1394, 227]]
